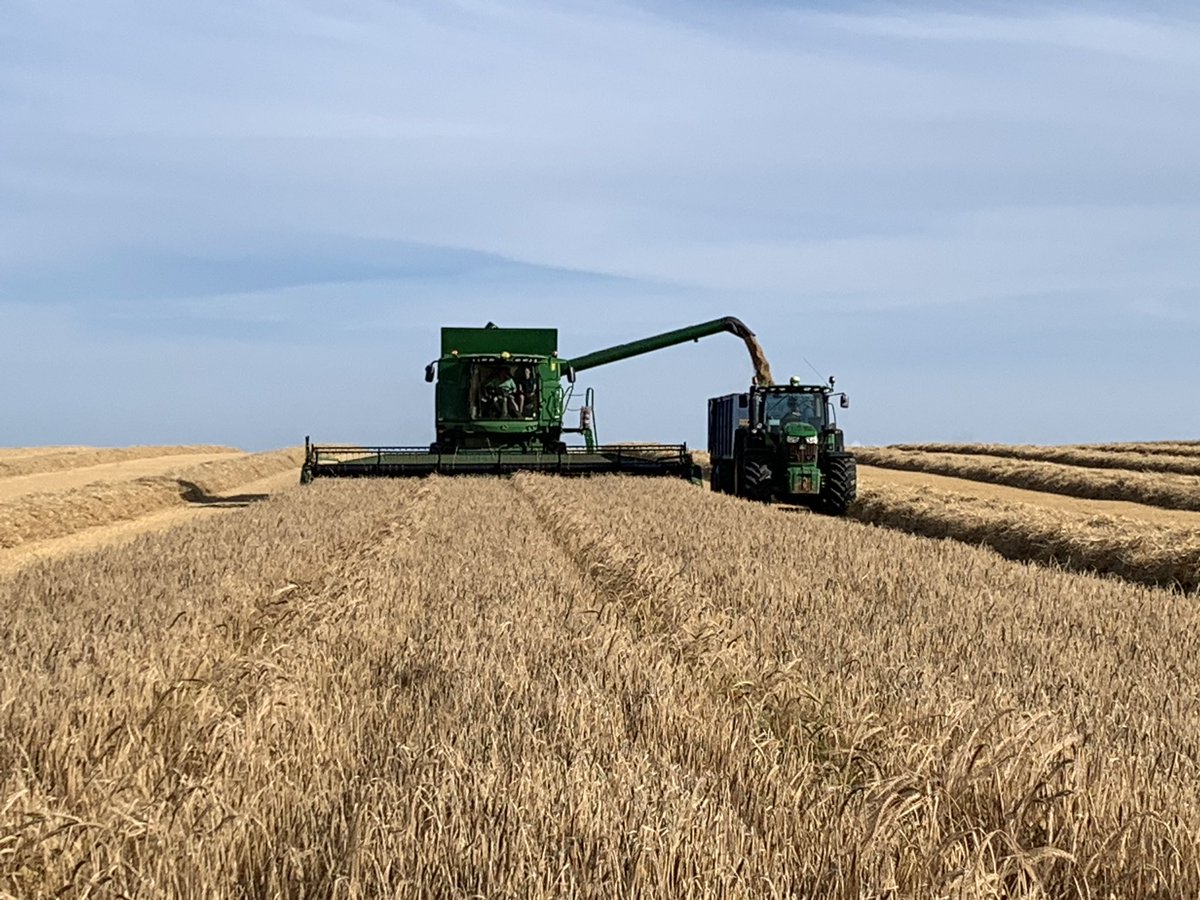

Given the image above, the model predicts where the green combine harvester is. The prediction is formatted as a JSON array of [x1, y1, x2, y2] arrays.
[[302, 317, 771, 482]]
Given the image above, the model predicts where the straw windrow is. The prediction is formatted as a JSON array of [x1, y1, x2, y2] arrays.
[[0, 448, 302, 548], [856, 447, 1200, 511]]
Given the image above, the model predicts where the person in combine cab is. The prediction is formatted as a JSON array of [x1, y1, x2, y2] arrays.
[[483, 368, 519, 417], [514, 365, 537, 417]]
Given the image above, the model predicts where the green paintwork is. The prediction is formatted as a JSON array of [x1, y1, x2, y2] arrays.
[[441, 327, 558, 357], [433, 318, 754, 453], [566, 317, 753, 373], [302, 443, 696, 480], [782, 421, 823, 495], [303, 318, 758, 481], [708, 381, 853, 506]]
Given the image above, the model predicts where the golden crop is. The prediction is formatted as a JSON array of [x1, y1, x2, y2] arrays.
[[853, 479, 1200, 590], [0, 446, 239, 479], [890, 443, 1200, 477], [0, 448, 302, 549], [855, 447, 1200, 511], [3, 473, 1199, 897], [1080, 442, 1200, 457]]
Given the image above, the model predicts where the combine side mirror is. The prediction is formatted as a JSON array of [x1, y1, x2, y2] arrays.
[[565, 365, 577, 384], [424, 364, 436, 383], [840, 394, 850, 409]]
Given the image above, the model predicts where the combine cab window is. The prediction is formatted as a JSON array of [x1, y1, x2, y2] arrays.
[[762, 393, 825, 431], [471, 363, 540, 420]]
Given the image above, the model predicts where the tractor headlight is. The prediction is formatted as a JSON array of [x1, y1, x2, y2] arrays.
[[805, 436, 818, 444], [786, 435, 800, 444]]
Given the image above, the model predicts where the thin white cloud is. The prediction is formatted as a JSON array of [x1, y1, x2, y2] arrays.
[[809, 9, 1200, 65]]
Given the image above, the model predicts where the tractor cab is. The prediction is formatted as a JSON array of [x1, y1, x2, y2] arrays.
[[759, 389, 827, 433], [753, 378, 849, 448]]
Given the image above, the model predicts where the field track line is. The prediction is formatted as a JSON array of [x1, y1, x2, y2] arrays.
[[0, 451, 245, 502], [0, 469, 299, 576], [858, 464, 1200, 528], [0, 446, 93, 460]]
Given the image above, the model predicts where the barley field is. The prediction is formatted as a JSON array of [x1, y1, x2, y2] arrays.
[[852, 441, 1200, 591], [0, 446, 240, 479], [855, 447, 1200, 511], [1081, 442, 1200, 458], [853, 478, 1200, 590], [0, 448, 303, 550], [890, 443, 1200, 477], [3, 466, 1199, 898]]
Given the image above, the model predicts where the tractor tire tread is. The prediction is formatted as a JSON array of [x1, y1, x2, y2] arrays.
[[820, 454, 857, 516], [742, 460, 774, 502]]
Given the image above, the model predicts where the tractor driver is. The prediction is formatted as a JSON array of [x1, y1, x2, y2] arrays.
[[779, 394, 816, 429]]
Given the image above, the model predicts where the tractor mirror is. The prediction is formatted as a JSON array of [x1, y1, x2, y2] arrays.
[[565, 365, 576, 384], [840, 394, 850, 409], [424, 364, 436, 383]]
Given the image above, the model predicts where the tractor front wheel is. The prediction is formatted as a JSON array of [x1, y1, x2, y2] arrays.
[[819, 455, 857, 516], [741, 460, 774, 502]]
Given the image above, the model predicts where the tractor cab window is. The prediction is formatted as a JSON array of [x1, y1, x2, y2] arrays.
[[762, 393, 825, 431], [471, 362, 540, 419]]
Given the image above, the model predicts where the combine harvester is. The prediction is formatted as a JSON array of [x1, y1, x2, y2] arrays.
[[302, 317, 772, 482]]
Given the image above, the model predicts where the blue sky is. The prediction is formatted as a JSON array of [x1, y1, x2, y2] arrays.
[[2, 1, 1197, 449]]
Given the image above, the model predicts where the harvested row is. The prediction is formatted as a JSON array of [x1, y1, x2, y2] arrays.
[[0, 447, 302, 549], [852, 480, 1200, 591], [1077, 441, 1200, 458], [891, 442, 1200, 476], [0, 445, 93, 460], [0, 444, 239, 478], [855, 447, 1200, 511]]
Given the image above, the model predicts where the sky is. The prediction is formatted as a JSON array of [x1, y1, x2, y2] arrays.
[[2, 0, 1198, 450]]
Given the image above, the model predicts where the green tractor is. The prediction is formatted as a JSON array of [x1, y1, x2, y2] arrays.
[[707, 377, 857, 514], [303, 317, 771, 481]]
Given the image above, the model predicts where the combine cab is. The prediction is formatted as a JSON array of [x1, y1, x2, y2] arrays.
[[303, 317, 771, 483]]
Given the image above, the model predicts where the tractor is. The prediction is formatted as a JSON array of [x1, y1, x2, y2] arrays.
[[707, 377, 857, 514]]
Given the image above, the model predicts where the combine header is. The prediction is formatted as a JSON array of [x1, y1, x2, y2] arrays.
[[302, 317, 771, 482]]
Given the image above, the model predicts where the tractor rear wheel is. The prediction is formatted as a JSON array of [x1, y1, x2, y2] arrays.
[[741, 460, 774, 502], [819, 455, 857, 515]]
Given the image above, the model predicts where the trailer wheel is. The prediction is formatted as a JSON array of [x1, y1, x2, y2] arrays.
[[741, 460, 774, 502], [819, 455, 857, 515]]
